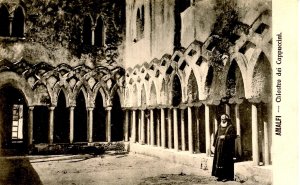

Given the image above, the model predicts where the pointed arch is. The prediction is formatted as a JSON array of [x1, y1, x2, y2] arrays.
[[54, 90, 69, 143], [205, 66, 214, 92], [74, 89, 87, 142], [251, 52, 272, 103], [111, 93, 124, 141], [172, 74, 182, 106], [225, 59, 245, 102], [187, 70, 198, 103], [149, 81, 157, 106], [0, 5, 9, 36], [141, 83, 147, 107], [93, 90, 106, 142], [160, 78, 167, 105], [12, 6, 25, 37]]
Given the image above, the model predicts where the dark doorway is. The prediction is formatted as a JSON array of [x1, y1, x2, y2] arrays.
[[93, 92, 106, 142], [111, 93, 123, 141], [33, 106, 48, 144], [0, 85, 28, 154], [74, 91, 87, 142], [54, 91, 69, 143]]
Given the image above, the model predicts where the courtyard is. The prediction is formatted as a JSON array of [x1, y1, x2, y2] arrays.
[[0, 152, 270, 185]]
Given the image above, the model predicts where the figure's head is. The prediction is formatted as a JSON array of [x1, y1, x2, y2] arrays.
[[220, 114, 230, 127]]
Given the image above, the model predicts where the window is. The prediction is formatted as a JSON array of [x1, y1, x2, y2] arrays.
[[83, 16, 92, 45], [95, 17, 104, 47], [11, 105, 23, 141], [12, 6, 25, 37], [0, 5, 10, 37]]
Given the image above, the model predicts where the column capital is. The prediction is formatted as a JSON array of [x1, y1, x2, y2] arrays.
[[48, 106, 55, 111], [28, 106, 35, 111], [69, 106, 75, 110], [87, 107, 94, 111], [105, 107, 112, 111]]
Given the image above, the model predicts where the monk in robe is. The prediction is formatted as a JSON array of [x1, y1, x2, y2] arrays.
[[212, 114, 236, 182]]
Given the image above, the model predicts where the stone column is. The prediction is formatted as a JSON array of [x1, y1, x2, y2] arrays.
[[28, 106, 34, 145], [252, 104, 259, 165], [9, 16, 13, 36], [131, 110, 136, 142], [181, 109, 186, 151], [138, 110, 141, 143], [150, 109, 155, 146], [214, 107, 218, 133], [235, 104, 242, 157], [264, 118, 270, 165], [188, 107, 193, 153], [69, 106, 75, 143], [48, 106, 55, 144], [91, 27, 95, 45], [173, 108, 179, 151], [225, 104, 230, 115], [106, 107, 112, 142], [161, 108, 166, 148], [167, 109, 172, 149], [157, 111, 161, 147], [195, 107, 200, 153], [87, 107, 94, 143], [124, 110, 129, 142], [205, 105, 211, 156], [147, 111, 150, 144], [141, 110, 145, 144]]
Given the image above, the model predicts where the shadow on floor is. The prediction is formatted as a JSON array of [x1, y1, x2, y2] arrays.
[[0, 156, 43, 185]]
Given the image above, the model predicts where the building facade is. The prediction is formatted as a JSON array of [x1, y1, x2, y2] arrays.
[[0, 0, 272, 167]]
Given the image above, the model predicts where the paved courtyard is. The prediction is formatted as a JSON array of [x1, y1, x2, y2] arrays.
[[0, 152, 270, 185]]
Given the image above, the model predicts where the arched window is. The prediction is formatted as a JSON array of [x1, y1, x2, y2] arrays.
[[95, 17, 104, 47], [136, 6, 144, 41], [83, 16, 92, 45], [0, 5, 10, 37], [12, 6, 25, 37]]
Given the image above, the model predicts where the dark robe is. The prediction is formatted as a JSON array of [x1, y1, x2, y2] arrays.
[[211, 123, 236, 180]]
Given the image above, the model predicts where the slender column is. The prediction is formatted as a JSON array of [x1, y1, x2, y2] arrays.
[[91, 27, 95, 45], [141, 110, 145, 144], [173, 108, 179, 151], [138, 111, 141, 143], [225, 104, 230, 115], [131, 110, 136, 142], [157, 111, 161, 147], [235, 104, 242, 157], [150, 109, 155, 146], [48, 106, 55, 144], [124, 110, 129, 142], [180, 109, 186, 151], [264, 119, 270, 165], [9, 16, 13, 36], [69, 107, 75, 143], [214, 107, 218, 134], [28, 106, 34, 145], [188, 107, 193, 153], [147, 111, 150, 144], [252, 104, 259, 165], [160, 108, 166, 148], [205, 105, 211, 156], [167, 109, 172, 149], [195, 107, 200, 153], [105, 107, 112, 142], [87, 107, 94, 142]]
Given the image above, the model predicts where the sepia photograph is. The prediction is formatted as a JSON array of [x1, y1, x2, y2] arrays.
[[0, 0, 298, 184]]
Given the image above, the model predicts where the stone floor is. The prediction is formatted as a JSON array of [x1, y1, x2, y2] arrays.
[[0, 152, 272, 185]]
